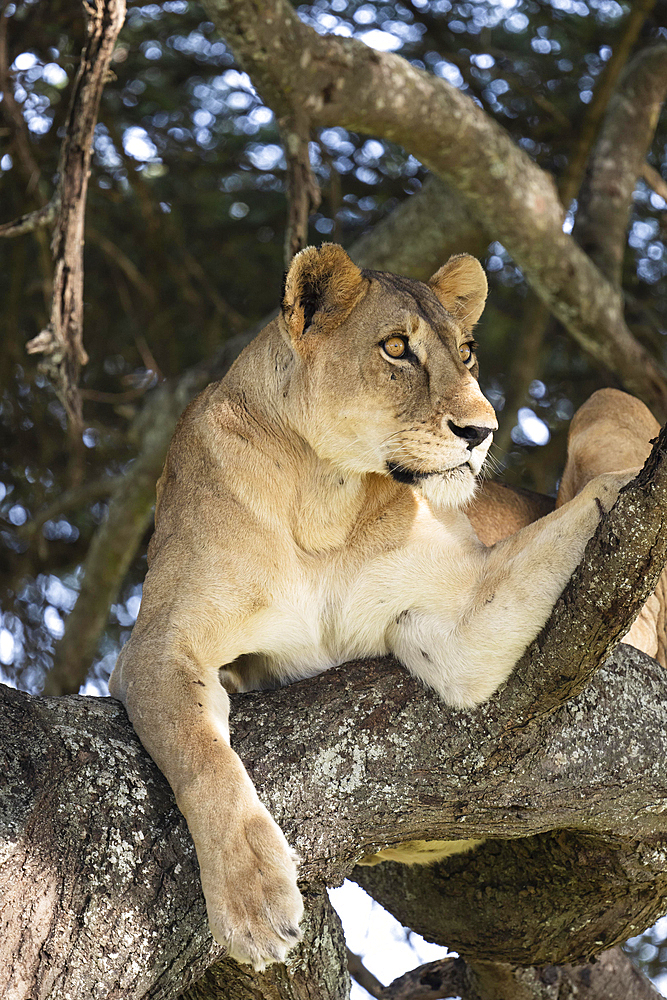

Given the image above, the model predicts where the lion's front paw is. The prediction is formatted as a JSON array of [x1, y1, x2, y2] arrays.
[[584, 467, 640, 515], [202, 807, 304, 970]]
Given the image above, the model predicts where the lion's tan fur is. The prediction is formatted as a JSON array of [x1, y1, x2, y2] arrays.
[[110, 245, 664, 967]]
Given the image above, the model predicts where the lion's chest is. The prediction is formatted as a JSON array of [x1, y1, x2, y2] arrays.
[[241, 561, 387, 685], [235, 506, 472, 690]]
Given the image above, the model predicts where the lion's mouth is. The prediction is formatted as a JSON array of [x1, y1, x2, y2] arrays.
[[386, 462, 471, 486]]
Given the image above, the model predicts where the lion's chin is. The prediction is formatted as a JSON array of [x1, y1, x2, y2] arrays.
[[414, 465, 478, 510]]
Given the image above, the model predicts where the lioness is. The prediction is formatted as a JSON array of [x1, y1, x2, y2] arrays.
[[110, 244, 662, 969]]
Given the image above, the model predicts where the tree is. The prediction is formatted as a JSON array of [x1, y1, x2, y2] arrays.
[[2, 0, 667, 997]]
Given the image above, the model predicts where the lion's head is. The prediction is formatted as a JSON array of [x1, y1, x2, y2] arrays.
[[279, 243, 497, 508]]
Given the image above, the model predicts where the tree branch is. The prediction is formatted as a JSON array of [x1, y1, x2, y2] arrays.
[[0, 196, 60, 237], [575, 44, 667, 287], [25, 0, 126, 434], [558, 0, 658, 208], [346, 949, 384, 998], [350, 175, 487, 278], [281, 112, 321, 264], [494, 420, 667, 727], [202, 0, 667, 421], [4, 641, 667, 999], [181, 892, 351, 1000]]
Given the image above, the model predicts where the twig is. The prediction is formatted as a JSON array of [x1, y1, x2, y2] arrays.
[[0, 196, 60, 237], [179, 247, 249, 331], [642, 161, 667, 204], [17, 474, 124, 541], [347, 948, 384, 998], [80, 384, 157, 404], [133, 333, 164, 381], [87, 225, 157, 305]]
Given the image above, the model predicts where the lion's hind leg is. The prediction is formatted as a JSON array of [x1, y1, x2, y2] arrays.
[[557, 388, 665, 666]]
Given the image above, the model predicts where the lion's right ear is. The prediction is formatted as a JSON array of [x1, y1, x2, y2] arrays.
[[281, 243, 366, 344], [428, 254, 488, 331]]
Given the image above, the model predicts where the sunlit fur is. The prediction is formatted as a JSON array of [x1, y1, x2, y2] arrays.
[[110, 246, 657, 970]]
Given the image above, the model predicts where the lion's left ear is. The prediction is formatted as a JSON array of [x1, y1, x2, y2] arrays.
[[428, 254, 488, 331], [282, 243, 366, 343]]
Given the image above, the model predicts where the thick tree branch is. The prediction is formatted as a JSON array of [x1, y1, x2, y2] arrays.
[[576, 45, 667, 287], [181, 892, 351, 1000], [495, 420, 667, 727], [21, 427, 667, 992], [202, 0, 667, 420], [25, 0, 126, 433], [376, 949, 662, 1000], [350, 175, 487, 278], [3, 642, 667, 1000]]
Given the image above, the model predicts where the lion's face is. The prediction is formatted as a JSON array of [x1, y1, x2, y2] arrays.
[[280, 244, 497, 507]]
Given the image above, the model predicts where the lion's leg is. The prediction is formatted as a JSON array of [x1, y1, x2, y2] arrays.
[[109, 594, 303, 969], [350, 466, 631, 707], [557, 388, 665, 666]]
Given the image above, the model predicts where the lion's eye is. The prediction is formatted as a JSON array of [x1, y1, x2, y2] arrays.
[[459, 342, 475, 365], [382, 336, 408, 359]]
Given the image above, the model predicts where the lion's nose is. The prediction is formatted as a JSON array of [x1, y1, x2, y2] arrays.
[[447, 421, 493, 450]]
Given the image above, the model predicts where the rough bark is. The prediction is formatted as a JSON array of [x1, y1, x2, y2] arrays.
[[2, 642, 667, 1000], [384, 948, 664, 1000], [181, 892, 350, 1000], [202, 0, 667, 421], [466, 948, 663, 1000], [0, 632, 667, 1000], [24, 0, 126, 433]]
